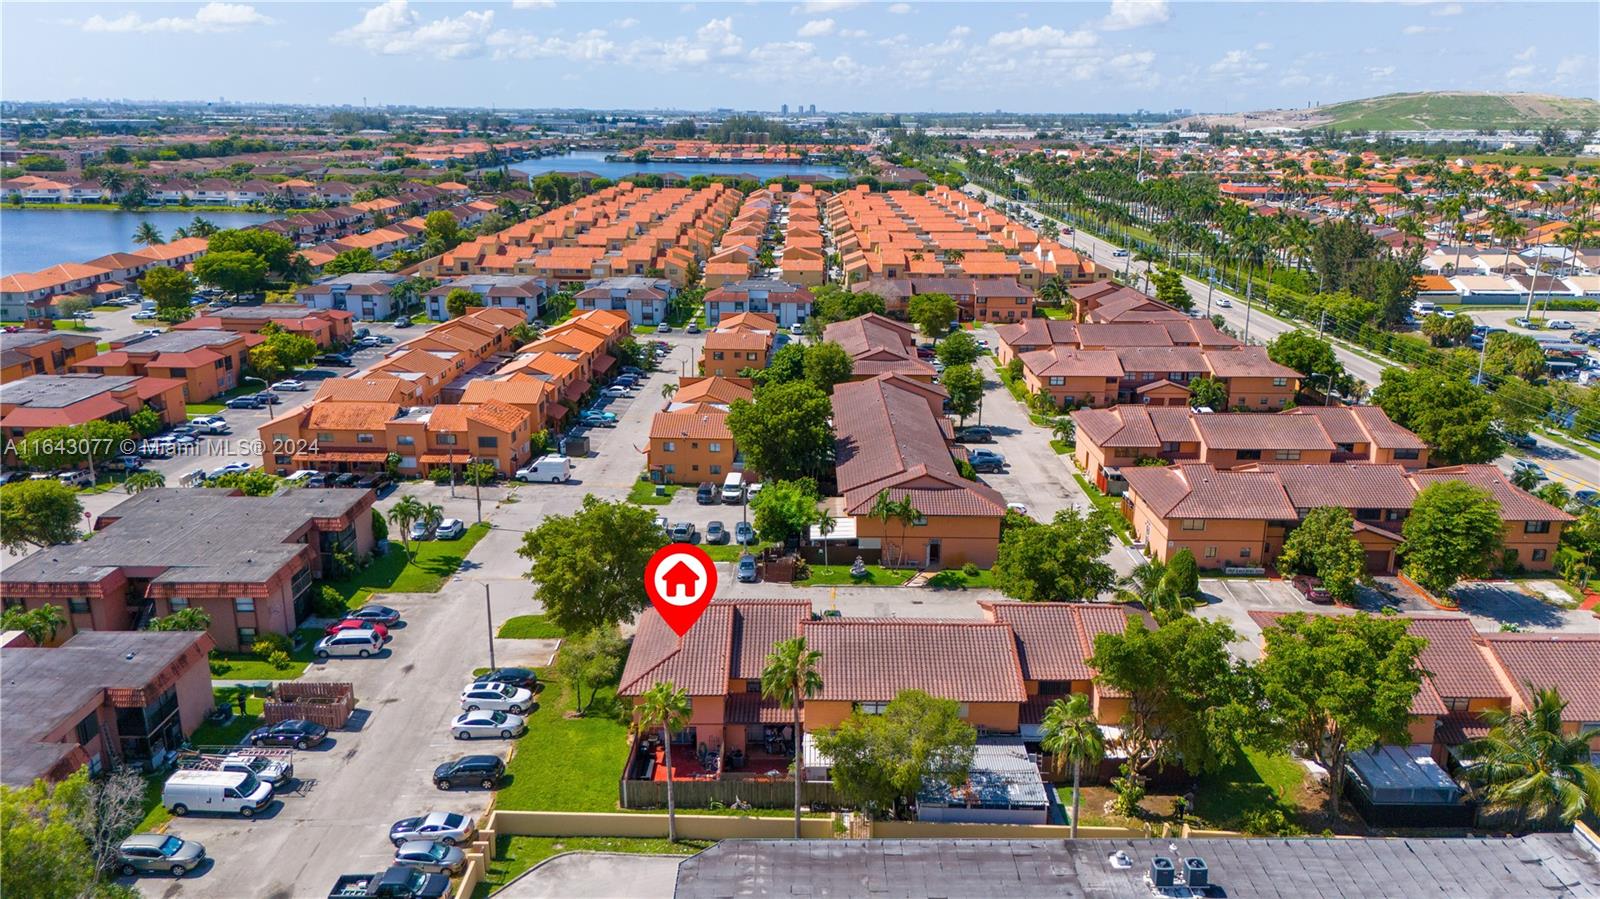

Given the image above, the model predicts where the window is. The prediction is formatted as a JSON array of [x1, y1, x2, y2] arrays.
[[663, 464, 675, 475], [316, 433, 334, 443], [1205, 546, 1217, 558], [477, 436, 498, 449], [234, 597, 255, 614], [710, 464, 722, 474], [1181, 519, 1206, 531], [1444, 697, 1470, 712], [663, 441, 676, 452], [1239, 547, 1251, 558], [396, 435, 415, 446], [912, 514, 927, 527], [713, 351, 725, 360], [709, 442, 722, 453], [237, 627, 257, 646], [68, 598, 90, 614], [1532, 548, 1547, 562], [1235, 449, 1261, 461], [169, 597, 189, 611], [356, 433, 374, 443], [1258, 396, 1269, 405], [857, 701, 888, 715], [1048, 376, 1065, 386], [1524, 520, 1551, 534], [75, 713, 99, 745], [1393, 448, 1420, 461], [1273, 449, 1301, 461], [438, 434, 457, 445], [1272, 377, 1288, 387]]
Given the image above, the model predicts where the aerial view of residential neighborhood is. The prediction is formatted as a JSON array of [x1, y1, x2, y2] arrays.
[[3, 1, 1600, 897]]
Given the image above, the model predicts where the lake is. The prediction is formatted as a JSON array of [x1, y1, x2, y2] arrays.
[[1, 208, 278, 275], [508, 150, 848, 182]]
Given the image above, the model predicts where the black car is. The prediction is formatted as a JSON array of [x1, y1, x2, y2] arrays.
[[332, 472, 362, 488], [696, 481, 717, 504], [348, 604, 402, 626], [254, 391, 281, 405], [433, 755, 505, 791], [474, 667, 539, 691], [955, 427, 994, 443], [246, 719, 328, 750], [305, 471, 332, 488], [356, 472, 391, 491], [316, 353, 354, 367]]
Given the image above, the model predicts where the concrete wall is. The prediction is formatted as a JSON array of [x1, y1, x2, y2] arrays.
[[489, 810, 834, 840]]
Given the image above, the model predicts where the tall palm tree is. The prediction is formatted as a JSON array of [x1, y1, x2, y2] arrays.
[[1039, 694, 1105, 838], [760, 637, 824, 837], [189, 216, 219, 237], [124, 470, 166, 494], [387, 495, 427, 559], [815, 508, 837, 569], [659, 382, 677, 401], [636, 681, 692, 842], [132, 221, 163, 246], [1465, 687, 1600, 828], [869, 490, 899, 567]]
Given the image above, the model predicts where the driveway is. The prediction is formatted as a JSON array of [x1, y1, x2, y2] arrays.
[[495, 852, 681, 899]]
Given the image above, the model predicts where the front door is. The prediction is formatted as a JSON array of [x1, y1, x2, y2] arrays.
[[926, 539, 941, 568]]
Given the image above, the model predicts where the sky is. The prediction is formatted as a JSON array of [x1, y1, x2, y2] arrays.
[[2, 1, 1596, 114]]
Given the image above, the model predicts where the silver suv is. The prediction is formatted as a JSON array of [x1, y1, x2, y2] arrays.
[[116, 833, 206, 877]]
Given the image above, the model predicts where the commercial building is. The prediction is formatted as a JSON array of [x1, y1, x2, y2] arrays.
[[1, 488, 375, 651], [0, 630, 215, 786]]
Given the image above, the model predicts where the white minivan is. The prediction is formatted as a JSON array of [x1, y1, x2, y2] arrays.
[[314, 629, 383, 659], [163, 770, 274, 818], [721, 471, 745, 504], [515, 455, 571, 484]]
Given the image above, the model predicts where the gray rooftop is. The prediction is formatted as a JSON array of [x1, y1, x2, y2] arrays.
[[2, 631, 210, 786], [117, 329, 244, 353], [582, 276, 671, 291], [2, 331, 98, 351], [429, 275, 549, 294], [917, 740, 1049, 811], [205, 304, 323, 320], [4, 488, 371, 586], [0, 373, 141, 408], [676, 836, 1600, 898]]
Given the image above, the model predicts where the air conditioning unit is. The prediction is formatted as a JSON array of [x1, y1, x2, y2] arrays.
[[1184, 857, 1209, 888], [1150, 856, 1176, 888]]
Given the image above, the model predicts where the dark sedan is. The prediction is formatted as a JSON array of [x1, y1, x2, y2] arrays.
[[473, 667, 539, 691], [347, 604, 402, 626], [246, 719, 328, 750], [433, 755, 505, 791]]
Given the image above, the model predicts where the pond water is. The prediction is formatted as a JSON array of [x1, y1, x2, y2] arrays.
[[508, 150, 848, 182], [1, 208, 278, 274]]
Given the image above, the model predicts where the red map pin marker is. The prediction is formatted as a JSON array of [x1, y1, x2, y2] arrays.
[[644, 543, 718, 637]]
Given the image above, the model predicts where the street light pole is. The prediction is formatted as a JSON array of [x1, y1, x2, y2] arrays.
[[484, 583, 496, 671], [472, 455, 483, 524]]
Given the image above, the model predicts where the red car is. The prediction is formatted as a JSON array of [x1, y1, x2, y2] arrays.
[[325, 619, 390, 640], [1291, 575, 1334, 605]]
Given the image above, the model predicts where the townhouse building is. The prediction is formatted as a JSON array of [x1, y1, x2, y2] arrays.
[[176, 304, 355, 348], [574, 276, 675, 325], [259, 395, 534, 477], [0, 374, 186, 459], [702, 279, 815, 329], [295, 272, 409, 322], [700, 313, 775, 378], [71, 330, 254, 403], [424, 274, 550, 323], [0, 333, 99, 383], [851, 276, 1035, 323], [822, 313, 937, 381]]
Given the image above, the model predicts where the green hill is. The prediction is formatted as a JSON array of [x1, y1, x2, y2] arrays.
[[1316, 92, 1600, 132]]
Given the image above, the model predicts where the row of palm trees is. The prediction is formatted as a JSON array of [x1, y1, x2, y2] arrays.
[[385, 494, 443, 559], [131, 216, 220, 247]]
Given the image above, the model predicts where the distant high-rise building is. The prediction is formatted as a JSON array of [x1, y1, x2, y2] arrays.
[[808, 104, 817, 115], [781, 104, 788, 115]]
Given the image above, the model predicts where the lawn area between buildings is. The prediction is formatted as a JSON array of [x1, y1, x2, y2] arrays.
[[497, 614, 566, 640], [796, 564, 916, 586], [1194, 748, 1312, 831], [628, 479, 681, 505], [187, 690, 268, 748], [185, 382, 267, 416], [207, 627, 322, 680], [498, 670, 630, 814], [1072, 473, 1131, 544], [324, 522, 490, 606], [702, 541, 771, 562], [925, 567, 997, 590], [473, 836, 708, 898]]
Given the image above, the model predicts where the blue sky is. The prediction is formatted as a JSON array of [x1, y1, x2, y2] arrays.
[[3, 1, 1595, 113]]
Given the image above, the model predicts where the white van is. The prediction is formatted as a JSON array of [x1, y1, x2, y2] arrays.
[[315, 629, 383, 659], [515, 455, 571, 484], [721, 471, 746, 504], [163, 769, 273, 818]]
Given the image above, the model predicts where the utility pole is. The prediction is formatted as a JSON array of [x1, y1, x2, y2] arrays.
[[1204, 272, 1215, 317], [1316, 310, 1327, 340], [484, 584, 496, 671], [472, 455, 483, 524], [449, 450, 457, 498]]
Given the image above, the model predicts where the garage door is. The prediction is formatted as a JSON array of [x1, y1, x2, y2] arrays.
[[1364, 549, 1392, 574]]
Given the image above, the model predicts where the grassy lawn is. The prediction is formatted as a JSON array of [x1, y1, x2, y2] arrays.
[[324, 522, 490, 606], [188, 691, 268, 748], [797, 564, 916, 586], [924, 567, 997, 590], [186, 382, 266, 416], [628, 479, 681, 505], [136, 775, 173, 832], [1193, 748, 1309, 830], [474, 835, 708, 899], [498, 671, 632, 813], [498, 614, 566, 640], [1049, 439, 1073, 455], [1038, 306, 1073, 320], [1072, 473, 1131, 543], [208, 628, 322, 680], [702, 540, 770, 562]]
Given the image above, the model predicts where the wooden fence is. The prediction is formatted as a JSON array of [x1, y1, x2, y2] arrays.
[[489, 810, 835, 840], [263, 681, 355, 729], [620, 777, 846, 810]]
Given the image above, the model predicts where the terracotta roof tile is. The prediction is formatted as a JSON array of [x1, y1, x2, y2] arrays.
[[802, 619, 1027, 703]]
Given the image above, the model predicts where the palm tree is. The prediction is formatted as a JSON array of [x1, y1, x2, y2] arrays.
[[1051, 416, 1075, 448], [172, 226, 191, 240], [189, 216, 219, 237], [660, 382, 677, 401], [1039, 694, 1105, 838], [421, 502, 444, 531], [869, 490, 899, 567], [132, 221, 163, 246], [387, 495, 427, 559], [636, 681, 692, 842], [815, 508, 837, 568], [1534, 482, 1571, 511], [760, 637, 824, 837], [1510, 466, 1541, 492], [100, 169, 125, 195], [124, 470, 165, 494], [1465, 687, 1600, 828]]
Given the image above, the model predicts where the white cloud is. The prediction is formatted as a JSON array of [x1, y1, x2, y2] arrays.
[[489, 28, 616, 62], [1505, 64, 1535, 80], [1254, 41, 1272, 51], [611, 17, 638, 29], [948, 25, 971, 38], [1208, 49, 1266, 76], [1514, 45, 1536, 62], [1368, 65, 1396, 80], [1555, 55, 1588, 77], [510, 0, 554, 8], [1432, 2, 1463, 15], [696, 17, 744, 57], [798, 18, 835, 37], [1280, 73, 1312, 87], [337, 1, 495, 60], [988, 25, 1097, 52], [887, 2, 911, 12], [1402, 24, 1438, 35], [82, 2, 273, 33], [839, 27, 868, 38], [1100, 0, 1169, 31], [795, 0, 860, 12]]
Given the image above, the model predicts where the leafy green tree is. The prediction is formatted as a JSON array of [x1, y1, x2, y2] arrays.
[[144, 607, 212, 632], [0, 604, 67, 646], [123, 471, 165, 494], [749, 478, 819, 544], [554, 627, 625, 716], [993, 509, 1116, 602], [1, 476, 84, 554], [761, 636, 825, 837], [1464, 687, 1600, 828], [1187, 375, 1229, 410], [935, 330, 980, 367], [1267, 330, 1347, 395], [1402, 480, 1504, 594], [1151, 267, 1193, 311], [423, 210, 463, 252], [941, 364, 983, 425], [1371, 368, 1502, 465], [906, 293, 958, 340], [1278, 507, 1366, 602], [726, 381, 834, 482], [1491, 377, 1551, 438], [1088, 615, 1253, 784], [1482, 331, 1548, 382], [813, 690, 977, 819], [635, 682, 692, 842], [194, 250, 268, 298], [127, 408, 163, 438], [247, 344, 287, 383], [445, 288, 479, 319], [206, 229, 295, 274], [206, 470, 281, 496], [809, 283, 883, 323], [138, 266, 197, 323], [1039, 693, 1104, 838], [1, 770, 100, 898], [801, 341, 854, 395], [1256, 612, 1426, 818], [322, 248, 380, 276], [517, 495, 660, 633]]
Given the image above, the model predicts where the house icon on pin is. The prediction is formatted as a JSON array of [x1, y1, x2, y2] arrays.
[[660, 559, 701, 599]]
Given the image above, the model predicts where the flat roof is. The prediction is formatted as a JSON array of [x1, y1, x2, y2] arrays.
[[0, 373, 140, 408], [677, 836, 1600, 898], [119, 329, 243, 353], [3, 488, 371, 586], [916, 739, 1049, 810], [2, 631, 211, 786]]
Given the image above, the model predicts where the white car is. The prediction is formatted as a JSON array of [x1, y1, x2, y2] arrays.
[[138, 328, 164, 337], [450, 710, 526, 740], [459, 682, 534, 714], [600, 385, 631, 397], [190, 415, 225, 429], [435, 518, 466, 540], [1215, 298, 1232, 308], [284, 469, 318, 484], [132, 310, 159, 321], [1548, 319, 1575, 330], [314, 630, 383, 659], [271, 379, 307, 392], [208, 462, 250, 479], [389, 812, 477, 847]]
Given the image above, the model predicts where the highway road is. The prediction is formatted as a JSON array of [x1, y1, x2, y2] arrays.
[[967, 184, 1599, 498]]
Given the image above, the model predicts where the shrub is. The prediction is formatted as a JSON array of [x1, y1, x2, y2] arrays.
[[427, 466, 453, 485], [251, 632, 291, 659], [961, 562, 980, 577], [208, 651, 228, 676], [371, 508, 388, 542], [1109, 763, 1146, 817], [1239, 808, 1303, 836], [266, 650, 293, 671], [314, 584, 347, 618], [954, 457, 977, 481]]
